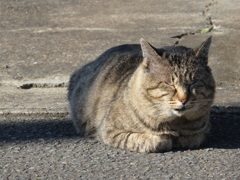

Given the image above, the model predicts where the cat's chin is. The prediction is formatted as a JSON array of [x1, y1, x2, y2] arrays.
[[171, 107, 198, 118], [171, 108, 206, 120], [171, 109, 185, 117]]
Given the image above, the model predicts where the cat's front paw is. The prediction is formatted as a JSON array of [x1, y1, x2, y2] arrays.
[[172, 133, 205, 149], [147, 134, 172, 153]]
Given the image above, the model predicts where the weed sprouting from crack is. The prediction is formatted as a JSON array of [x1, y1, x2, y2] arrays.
[[171, 0, 218, 46]]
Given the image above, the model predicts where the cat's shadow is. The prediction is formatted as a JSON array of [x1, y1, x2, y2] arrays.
[[203, 111, 240, 149], [0, 111, 239, 150], [0, 118, 77, 143]]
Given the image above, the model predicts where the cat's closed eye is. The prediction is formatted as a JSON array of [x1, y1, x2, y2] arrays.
[[190, 81, 208, 97], [147, 89, 170, 98], [147, 82, 175, 98]]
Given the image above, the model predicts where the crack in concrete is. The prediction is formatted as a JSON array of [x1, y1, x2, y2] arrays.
[[171, 31, 200, 45], [171, 0, 218, 45], [202, 0, 218, 17], [203, 0, 218, 27], [19, 82, 68, 89]]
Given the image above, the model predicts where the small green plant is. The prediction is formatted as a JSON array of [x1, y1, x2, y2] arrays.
[[201, 27, 213, 33]]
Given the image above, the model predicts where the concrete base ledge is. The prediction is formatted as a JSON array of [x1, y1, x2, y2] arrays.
[[0, 86, 239, 119], [1, 107, 240, 121]]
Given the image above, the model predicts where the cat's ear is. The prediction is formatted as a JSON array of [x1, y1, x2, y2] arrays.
[[140, 38, 160, 68], [140, 38, 171, 82], [195, 36, 212, 65]]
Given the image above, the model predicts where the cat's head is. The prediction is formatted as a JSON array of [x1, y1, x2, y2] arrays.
[[139, 37, 215, 119]]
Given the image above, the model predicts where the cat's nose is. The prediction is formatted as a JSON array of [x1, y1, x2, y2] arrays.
[[176, 86, 188, 105], [179, 98, 188, 105], [177, 93, 188, 105]]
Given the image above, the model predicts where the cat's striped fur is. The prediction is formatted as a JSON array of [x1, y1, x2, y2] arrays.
[[68, 37, 215, 152]]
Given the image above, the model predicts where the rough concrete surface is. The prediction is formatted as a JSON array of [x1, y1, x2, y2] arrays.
[[0, 112, 239, 180], [0, 0, 240, 179]]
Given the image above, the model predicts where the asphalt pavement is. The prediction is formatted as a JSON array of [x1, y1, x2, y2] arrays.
[[0, 0, 239, 179], [0, 112, 239, 179]]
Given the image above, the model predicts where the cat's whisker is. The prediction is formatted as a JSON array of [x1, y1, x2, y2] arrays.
[[191, 99, 213, 103], [193, 104, 209, 113], [152, 102, 166, 105], [155, 111, 169, 117], [148, 103, 163, 108], [143, 107, 167, 117], [146, 106, 161, 111], [166, 101, 177, 103], [147, 103, 169, 110], [150, 110, 167, 116]]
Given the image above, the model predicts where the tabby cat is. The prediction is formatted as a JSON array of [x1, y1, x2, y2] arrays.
[[68, 37, 215, 153]]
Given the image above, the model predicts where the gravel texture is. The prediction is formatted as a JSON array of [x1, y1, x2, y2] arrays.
[[0, 112, 240, 180]]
